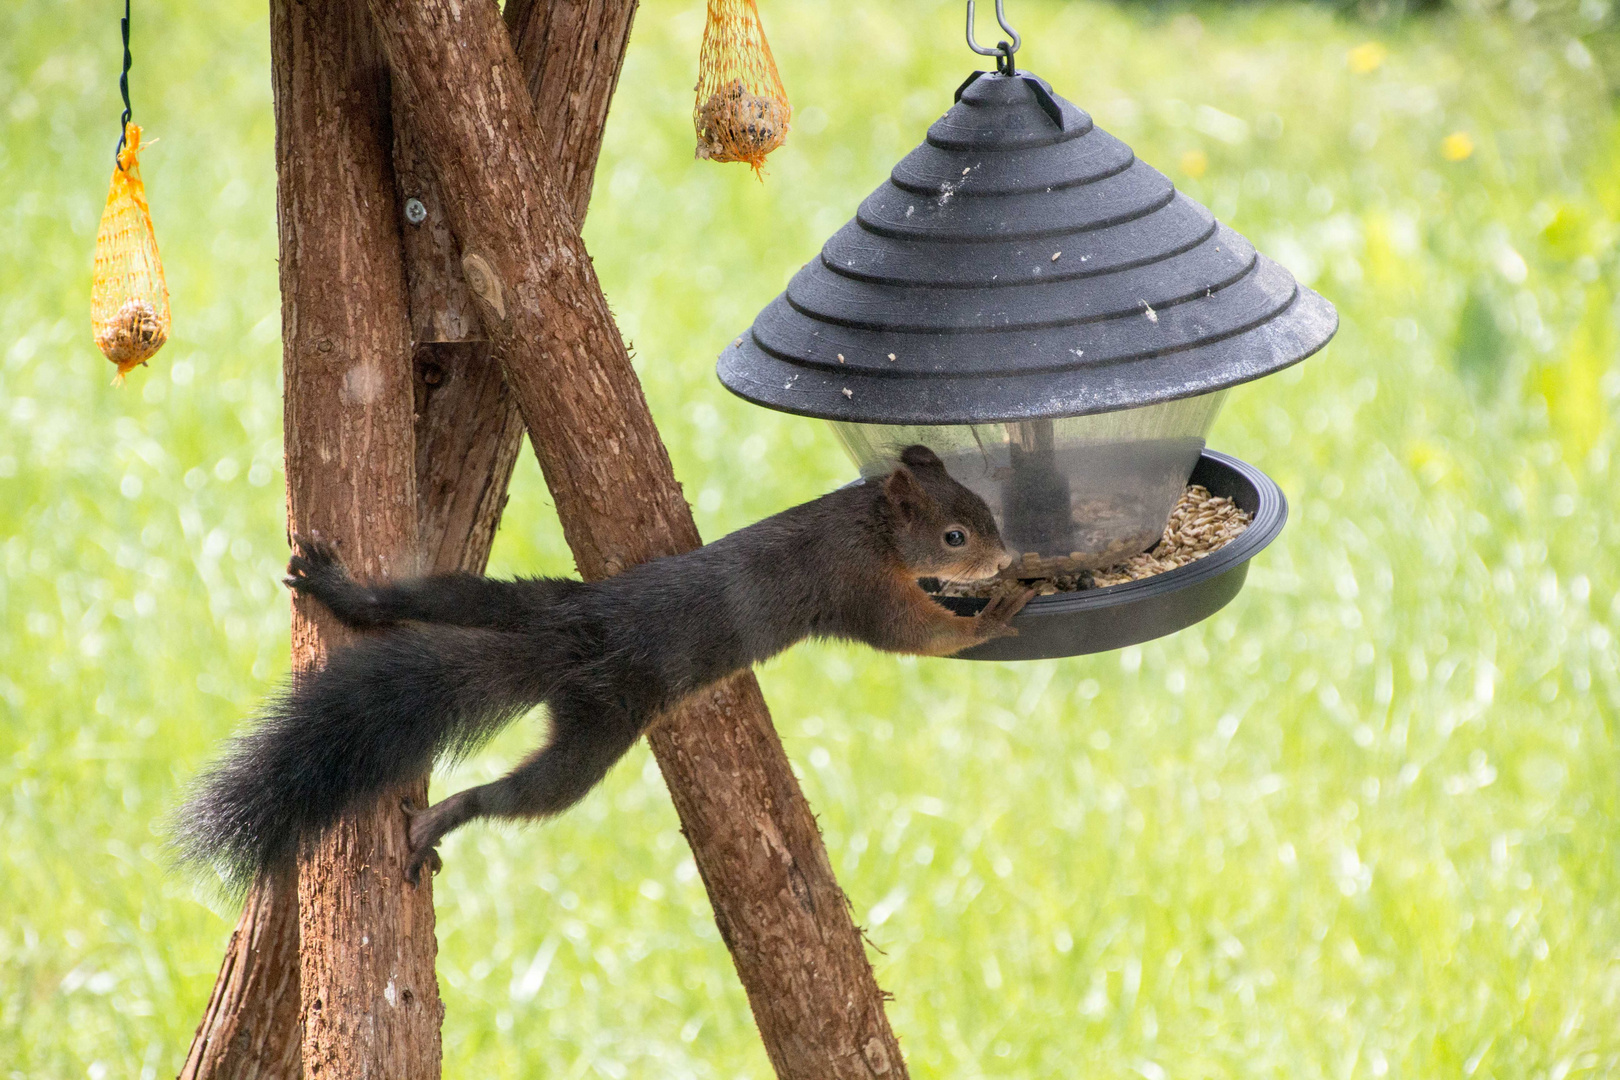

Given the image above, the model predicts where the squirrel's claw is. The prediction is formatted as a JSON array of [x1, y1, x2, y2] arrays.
[[401, 797, 448, 885], [291, 528, 329, 549], [290, 531, 342, 565], [970, 586, 1033, 641], [286, 534, 348, 593], [979, 586, 1035, 625], [406, 845, 443, 885]]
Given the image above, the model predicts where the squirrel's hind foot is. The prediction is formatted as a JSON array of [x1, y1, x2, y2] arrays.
[[285, 533, 349, 592], [406, 845, 443, 885], [401, 792, 479, 884]]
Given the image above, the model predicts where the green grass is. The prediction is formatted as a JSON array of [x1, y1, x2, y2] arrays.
[[4, 0, 1620, 1076]]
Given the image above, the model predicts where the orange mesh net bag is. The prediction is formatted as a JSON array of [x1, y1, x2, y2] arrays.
[[693, 0, 791, 170], [92, 121, 170, 381]]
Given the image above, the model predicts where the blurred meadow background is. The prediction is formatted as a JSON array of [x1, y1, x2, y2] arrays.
[[4, 0, 1620, 1075]]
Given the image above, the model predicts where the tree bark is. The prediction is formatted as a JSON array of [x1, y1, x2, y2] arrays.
[[399, 0, 637, 575], [503, 0, 635, 226], [364, 1, 908, 1076], [395, 130, 523, 575], [177, 868, 302, 1080], [266, 0, 441, 1076], [180, 4, 642, 1076]]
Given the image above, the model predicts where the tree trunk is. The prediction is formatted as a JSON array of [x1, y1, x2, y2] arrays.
[[179, 3, 640, 1076], [265, 0, 442, 1076], [364, 1, 909, 1076]]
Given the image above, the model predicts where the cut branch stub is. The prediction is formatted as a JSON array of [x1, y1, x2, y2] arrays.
[[460, 252, 507, 323]]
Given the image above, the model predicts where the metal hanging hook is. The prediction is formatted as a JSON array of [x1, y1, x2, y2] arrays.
[[965, 0, 1021, 74]]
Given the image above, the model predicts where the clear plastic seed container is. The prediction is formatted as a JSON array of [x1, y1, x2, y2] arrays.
[[831, 391, 1228, 571]]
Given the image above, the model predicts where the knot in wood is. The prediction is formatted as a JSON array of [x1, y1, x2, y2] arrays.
[[460, 252, 506, 322], [863, 1036, 892, 1074]]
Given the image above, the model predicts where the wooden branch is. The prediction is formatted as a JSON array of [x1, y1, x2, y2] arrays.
[[177, 868, 301, 1080], [180, 3, 641, 1076], [395, 148, 524, 575], [399, 0, 638, 575], [503, 0, 635, 226], [363, 1, 909, 1075], [263, 0, 442, 1075]]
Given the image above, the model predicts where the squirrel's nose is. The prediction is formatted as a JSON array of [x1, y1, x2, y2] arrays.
[[996, 550, 1014, 571]]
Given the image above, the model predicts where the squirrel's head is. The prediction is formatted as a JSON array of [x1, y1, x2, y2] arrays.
[[881, 445, 1013, 583]]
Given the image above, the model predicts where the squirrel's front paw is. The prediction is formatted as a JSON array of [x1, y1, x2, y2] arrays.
[[976, 586, 1035, 633]]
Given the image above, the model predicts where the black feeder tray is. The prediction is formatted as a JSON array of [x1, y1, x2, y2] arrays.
[[939, 449, 1286, 660], [718, 58, 1335, 660]]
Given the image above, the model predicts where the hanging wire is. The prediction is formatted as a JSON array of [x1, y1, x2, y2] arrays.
[[965, 0, 1021, 75], [114, 0, 133, 167]]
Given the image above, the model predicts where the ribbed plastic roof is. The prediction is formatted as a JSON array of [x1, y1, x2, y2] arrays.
[[718, 69, 1337, 425]]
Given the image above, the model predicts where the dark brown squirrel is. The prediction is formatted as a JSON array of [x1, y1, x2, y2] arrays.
[[176, 445, 1033, 888]]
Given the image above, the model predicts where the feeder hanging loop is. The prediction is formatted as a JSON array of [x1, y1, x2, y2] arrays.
[[965, 0, 1021, 75], [115, 0, 132, 166]]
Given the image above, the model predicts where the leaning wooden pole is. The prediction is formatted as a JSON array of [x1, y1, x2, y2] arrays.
[[178, 867, 302, 1080], [401, 0, 638, 576], [180, 0, 435, 1077], [365, 0, 909, 1075], [270, 0, 443, 1072], [180, 6, 637, 1076]]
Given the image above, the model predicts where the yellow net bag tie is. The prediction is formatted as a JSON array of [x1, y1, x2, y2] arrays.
[[693, 0, 791, 172], [92, 0, 169, 383]]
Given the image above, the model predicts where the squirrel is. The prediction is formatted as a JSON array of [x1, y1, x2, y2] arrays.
[[177, 445, 1033, 889]]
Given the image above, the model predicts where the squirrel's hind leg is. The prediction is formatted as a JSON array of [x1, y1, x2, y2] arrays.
[[402, 692, 645, 881], [482, 694, 645, 819]]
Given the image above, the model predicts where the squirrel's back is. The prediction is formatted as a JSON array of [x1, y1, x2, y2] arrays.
[[581, 484, 887, 700]]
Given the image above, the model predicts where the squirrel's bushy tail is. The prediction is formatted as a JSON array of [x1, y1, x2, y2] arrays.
[[177, 625, 563, 893]]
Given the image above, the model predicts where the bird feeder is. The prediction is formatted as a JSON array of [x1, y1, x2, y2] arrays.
[[717, 2, 1336, 659]]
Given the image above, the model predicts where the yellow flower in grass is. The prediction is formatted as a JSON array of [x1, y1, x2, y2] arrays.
[[1441, 131, 1475, 161], [1348, 42, 1387, 73]]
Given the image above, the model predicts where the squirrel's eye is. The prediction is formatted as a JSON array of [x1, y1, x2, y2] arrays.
[[944, 529, 967, 547]]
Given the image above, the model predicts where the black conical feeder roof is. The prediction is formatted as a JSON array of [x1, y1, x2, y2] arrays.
[[718, 70, 1337, 425]]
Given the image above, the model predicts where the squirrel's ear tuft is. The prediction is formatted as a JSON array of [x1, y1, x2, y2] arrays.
[[899, 445, 944, 471], [883, 464, 935, 523]]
